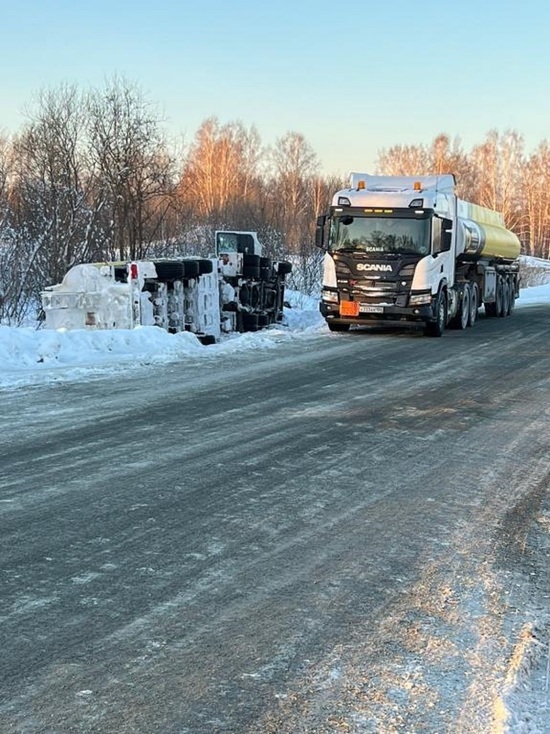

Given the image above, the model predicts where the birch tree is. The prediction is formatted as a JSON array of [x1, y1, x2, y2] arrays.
[[87, 77, 175, 260]]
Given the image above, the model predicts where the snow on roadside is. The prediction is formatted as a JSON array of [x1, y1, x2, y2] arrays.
[[0, 286, 548, 391], [0, 290, 325, 389]]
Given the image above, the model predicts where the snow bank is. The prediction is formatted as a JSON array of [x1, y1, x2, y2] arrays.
[[0, 286, 548, 390], [0, 291, 326, 389]]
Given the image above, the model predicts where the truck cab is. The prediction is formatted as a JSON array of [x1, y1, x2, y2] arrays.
[[317, 174, 457, 334]]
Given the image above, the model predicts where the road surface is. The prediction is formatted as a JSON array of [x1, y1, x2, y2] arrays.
[[1, 307, 549, 733]]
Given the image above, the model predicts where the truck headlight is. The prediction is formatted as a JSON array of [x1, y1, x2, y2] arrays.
[[409, 292, 432, 306], [322, 289, 339, 304]]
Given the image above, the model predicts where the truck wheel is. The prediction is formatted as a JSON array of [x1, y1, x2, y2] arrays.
[[242, 313, 259, 332], [468, 283, 479, 326], [196, 259, 214, 275], [485, 301, 497, 317], [459, 285, 470, 329], [495, 276, 504, 316], [499, 277, 510, 317], [425, 290, 446, 337], [260, 257, 273, 280], [243, 254, 260, 279], [450, 285, 470, 330], [154, 260, 199, 280], [277, 261, 293, 276], [508, 279, 516, 315], [239, 284, 250, 306]]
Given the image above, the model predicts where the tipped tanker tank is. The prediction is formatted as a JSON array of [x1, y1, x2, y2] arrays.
[[316, 173, 521, 336]]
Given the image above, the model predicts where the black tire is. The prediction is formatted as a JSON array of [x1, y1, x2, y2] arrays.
[[258, 313, 270, 328], [485, 301, 497, 317], [449, 285, 469, 330], [425, 289, 446, 337], [327, 321, 350, 332], [239, 284, 250, 306], [260, 257, 273, 280], [469, 283, 479, 326], [197, 334, 216, 345], [495, 276, 504, 317], [242, 312, 259, 332], [196, 258, 214, 275], [276, 261, 293, 276], [154, 260, 199, 280], [243, 254, 260, 267], [243, 265, 260, 279], [508, 278, 516, 315], [500, 277, 510, 317]]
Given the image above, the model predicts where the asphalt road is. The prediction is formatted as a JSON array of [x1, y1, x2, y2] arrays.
[[1, 307, 549, 733]]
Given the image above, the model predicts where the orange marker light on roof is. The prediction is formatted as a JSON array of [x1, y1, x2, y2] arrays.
[[413, 181, 422, 191], [357, 180, 366, 190]]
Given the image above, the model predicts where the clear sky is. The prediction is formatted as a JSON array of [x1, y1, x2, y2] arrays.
[[1, 0, 548, 177]]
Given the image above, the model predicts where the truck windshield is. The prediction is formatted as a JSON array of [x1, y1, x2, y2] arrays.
[[330, 214, 431, 256]]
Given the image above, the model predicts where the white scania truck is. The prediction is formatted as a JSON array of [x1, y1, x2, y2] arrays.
[[317, 174, 521, 336]]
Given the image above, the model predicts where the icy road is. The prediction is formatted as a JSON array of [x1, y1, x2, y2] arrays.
[[1, 307, 549, 733]]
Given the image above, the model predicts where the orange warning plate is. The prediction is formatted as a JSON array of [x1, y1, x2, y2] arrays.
[[340, 301, 359, 317]]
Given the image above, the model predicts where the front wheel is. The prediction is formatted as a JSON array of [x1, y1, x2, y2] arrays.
[[425, 290, 446, 337]]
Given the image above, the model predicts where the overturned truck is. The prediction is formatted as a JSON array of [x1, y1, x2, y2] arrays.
[[41, 231, 292, 343]]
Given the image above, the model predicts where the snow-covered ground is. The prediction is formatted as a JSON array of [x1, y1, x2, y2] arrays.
[[1, 285, 549, 391]]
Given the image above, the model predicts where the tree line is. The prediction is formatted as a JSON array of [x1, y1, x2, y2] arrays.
[[0, 79, 548, 324]]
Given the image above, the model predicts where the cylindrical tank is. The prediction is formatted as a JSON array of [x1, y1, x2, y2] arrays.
[[457, 202, 520, 262]]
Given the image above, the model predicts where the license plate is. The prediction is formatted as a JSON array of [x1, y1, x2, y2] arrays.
[[359, 304, 384, 314], [340, 301, 359, 317]]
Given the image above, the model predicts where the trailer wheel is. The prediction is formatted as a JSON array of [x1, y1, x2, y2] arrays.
[[508, 279, 516, 315], [327, 321, 350, 332], [499, 277, 510, 317], [495, 276, 504, 316], [425, 289, 446, 337], [468, 283, 479, 326], [484, 301, 497, 317]]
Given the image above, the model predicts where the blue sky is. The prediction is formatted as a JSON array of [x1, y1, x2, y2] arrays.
[[1, 0, 548, 176]]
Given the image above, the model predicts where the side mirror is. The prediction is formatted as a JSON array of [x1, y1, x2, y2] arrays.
[[433, 220, 453, 256], [315, 215, 326, 249]]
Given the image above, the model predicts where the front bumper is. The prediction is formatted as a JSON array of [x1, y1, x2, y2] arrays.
[[320, 299, 434, 325]]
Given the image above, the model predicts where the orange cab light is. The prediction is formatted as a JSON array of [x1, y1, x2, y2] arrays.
[[357, 180, 366, 190], [413, 181, 422, 191]]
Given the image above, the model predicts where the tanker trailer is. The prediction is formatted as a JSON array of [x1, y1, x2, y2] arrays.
[[316, 173, 521, 336]]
